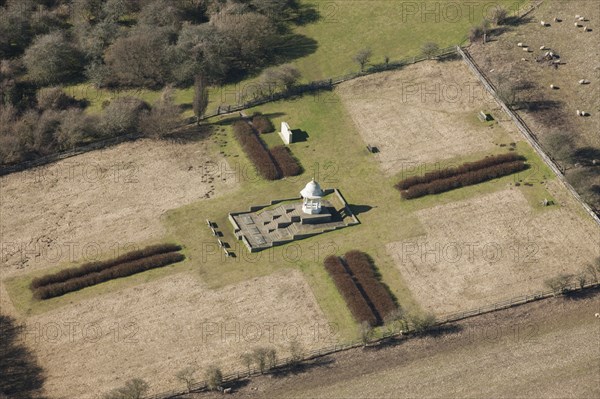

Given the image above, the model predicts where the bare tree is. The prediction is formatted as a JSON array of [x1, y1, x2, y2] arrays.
[[544, 274, 574, 296], [252, 347, 269, 373], [139, 87, 181, 138], [266, 347, 277, 370], [586, 263, 598, 284], [489, 7, 509, 25], [407, 312, 436, 333], [421, 42, 440, 59], [103, 378, 149, 399], [576, 272, 587, 289], [288, 339, 304, 367], [204, 365, 223, 391], [241, 352, 254, 374], [193, 74, 209, 125], [359, 321, 374, 346], [353, 48, 372, 72], [175, 366, 197, 393]]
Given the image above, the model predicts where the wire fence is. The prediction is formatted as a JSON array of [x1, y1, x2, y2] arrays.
[[0, 46, 458, 177], [144, 280, 599, 399]]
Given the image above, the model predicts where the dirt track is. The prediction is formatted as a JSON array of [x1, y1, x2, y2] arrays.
[[193, 289, 600, 399]]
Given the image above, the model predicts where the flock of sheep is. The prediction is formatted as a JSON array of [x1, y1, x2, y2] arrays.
[[516, 14, 593, 117]]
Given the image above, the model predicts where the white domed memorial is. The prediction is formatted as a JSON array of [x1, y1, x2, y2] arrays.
[[228, 179, 360, 252], [300, 179, 324, 214]]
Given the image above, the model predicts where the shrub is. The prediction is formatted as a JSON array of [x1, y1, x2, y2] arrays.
[[396, 153, 524, 190], [233, 120, 280, 180], [98, 97, 148, 137], [31, 244, 182, 289], [489, 7, 509, 25], [270, 145, 302, 177], [400, 161, 528, 199], [469, 24, 485, 43], [252, 113, 274, 133], [204, 365, 223, 391], [544, 274, 574, 296], [36, 87, 78, 110], [23, 32, 84, 85], [34, 252, 185, 300], [103, 378, 149, 399], [344, 251, 397, 321], [324, 256, 377, 325]]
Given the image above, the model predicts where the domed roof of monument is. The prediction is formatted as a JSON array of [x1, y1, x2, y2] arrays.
[[300, 179, 324, 199]]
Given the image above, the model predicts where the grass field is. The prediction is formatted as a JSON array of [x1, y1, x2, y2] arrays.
[[3, 52, 598, 397], [194, 290, 600, 399], [64, 0, 528, 117]]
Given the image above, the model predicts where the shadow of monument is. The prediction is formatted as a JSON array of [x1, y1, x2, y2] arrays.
[[291, 129, 309, 142], [348, 204, 373, 216]]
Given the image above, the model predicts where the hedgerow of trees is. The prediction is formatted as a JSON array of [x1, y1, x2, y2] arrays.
[[0, 0, 317, 165]]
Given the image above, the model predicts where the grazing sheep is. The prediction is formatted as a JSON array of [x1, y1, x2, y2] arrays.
[[583, 26, 590, 32], [523, 47, 530, 52], [540, 45, 547, 50], [540, 20, 546, 26], [579, 16, 585, 21], [550, 84, 556, 89], [577, 109, 581, 115], [579, 79, 590, 84], [575, 22, 581, 27], [595, 313, 600, 318], [575, 14, 580, 19], [517, 42, 524, 47]]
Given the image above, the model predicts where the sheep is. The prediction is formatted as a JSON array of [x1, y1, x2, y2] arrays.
[[576, 109, 581, 116], [540, 46, 547, 50], [595, 313, 600, 318], [517, 42, 524, 47], [575, 22, 581, 27], [550, 84, 557, 89], [583, 26, 590, 32], [575, 14, 580, 19], [540, 20, 546, 26], [579, 79, 590, 84], [579, 16, 585, 21], [579, 111, 589, 117]]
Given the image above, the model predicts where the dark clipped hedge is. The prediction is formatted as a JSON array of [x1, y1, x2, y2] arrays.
[[30, 244, 182, 289], [395, 153, 525, 190], [401, 161, 528, 199], [324, 256, 377, 326], [33, 252, 185, 300], [233, 120, 280, 180], [344, 251, 397, 321], [252, 113, 275, 134], [270, 145, 302, 177]]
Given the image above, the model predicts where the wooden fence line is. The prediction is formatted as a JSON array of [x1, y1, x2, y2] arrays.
[[144, 281, 599, 399], [0, 47, 457, 178], [456, 46, 600, 226]]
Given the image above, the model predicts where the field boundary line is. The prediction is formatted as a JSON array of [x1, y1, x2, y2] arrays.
[[144, 282, 599, 399], [456, 45, 600, 226]]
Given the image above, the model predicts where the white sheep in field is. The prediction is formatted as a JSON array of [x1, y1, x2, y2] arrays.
[[595, 313, 600, 318], [517, 42, 524, 47], [579, 79, 590, 84], [583, 26, 590, 32], [579, 16, 585, 21], [540, 20, 546, 26], [575, 14, 580, 19], [577, 109, 581, 115], [550, 84, 556, 89], [540, 46, 547, 50], [575, 22, 581, 27]]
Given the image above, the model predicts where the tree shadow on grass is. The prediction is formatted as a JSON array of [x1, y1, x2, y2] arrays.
[[0, 315, 46, 398], [270, 356, 336, 379], [564, 286, 600, 301], [271, 34, 319, 65]]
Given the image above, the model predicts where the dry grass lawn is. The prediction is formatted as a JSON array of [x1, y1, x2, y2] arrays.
[[388, 187, 599, 316], [337, 60, 521, 176], [20, 269, 330, 398], [0, 137, 237, 282]]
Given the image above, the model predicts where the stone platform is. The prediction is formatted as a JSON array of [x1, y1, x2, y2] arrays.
[[229, 190, 359, 252]]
